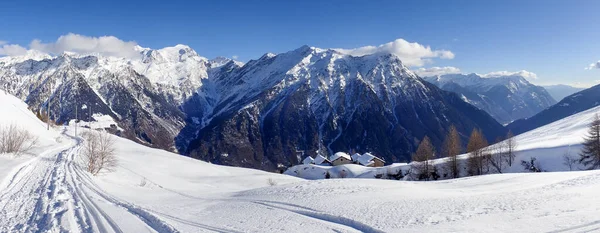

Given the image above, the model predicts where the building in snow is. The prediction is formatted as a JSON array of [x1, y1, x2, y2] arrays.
[[355, 152, 385, 167], [313, 154, 332, 166], [330, 152, 352, 166], [351, 153, 362, 162], [302, 156, 314, 165]]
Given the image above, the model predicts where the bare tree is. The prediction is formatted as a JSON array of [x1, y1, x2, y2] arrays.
[[487, 137, 507, 174], [505, 131, 517, 167], [82, 131, 117, 175], [467, 128, 489, 176], [579, 114, 600, 170], [0, 124, 38, 155], [563, 149, 577, 171], [412, 136, 435, 180], [442, 125, 462, 178]]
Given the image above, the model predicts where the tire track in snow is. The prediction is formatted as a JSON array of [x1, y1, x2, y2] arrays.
[[65, 134, 179, 233], [0, 138, 81, 232], [64, 150, 124, 233], [251, 201, 385, 233], [71, 165, 179, 233], [0, 130, 179, 233]]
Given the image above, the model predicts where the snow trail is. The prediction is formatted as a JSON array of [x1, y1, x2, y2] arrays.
[[0, 131, 180, 233]]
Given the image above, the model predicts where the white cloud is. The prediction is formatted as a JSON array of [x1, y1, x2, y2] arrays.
[[0, 40, 7, 46], [414, 66, 461, 77], [0, 44, 28, 56], [585, 61, 600, 70], [29, 33, 140, 58], [333, 38, 454, 67], [232, 55, 239, 60], [481, 70, 538, 80]]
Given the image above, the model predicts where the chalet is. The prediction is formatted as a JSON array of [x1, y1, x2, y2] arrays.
[[350, 153, 362, 163], [313, 154, 332, 166], [355, 153, 385, 167], [330, 152, 352, 166], [302, 156, 314, 165]]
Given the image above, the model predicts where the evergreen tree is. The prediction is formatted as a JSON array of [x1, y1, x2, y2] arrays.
[[579, 114, 600, 170]]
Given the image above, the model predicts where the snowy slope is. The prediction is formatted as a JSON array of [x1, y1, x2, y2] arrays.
[[508, 83, 600, 135], [0, 90, 66, 188], [58, 122, 600, 233], [2, 90, 600, 232]]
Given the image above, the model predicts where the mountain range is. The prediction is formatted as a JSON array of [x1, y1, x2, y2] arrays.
[[542, 84, 584, 102], [0, 45, 236, 150], [179, 46, 507, 169], [423, 73, 556, 125], [0, 44, 515, 170], [508, 83, 600, 135]]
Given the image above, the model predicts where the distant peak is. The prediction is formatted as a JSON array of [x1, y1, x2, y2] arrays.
[[173, 44, 192, 49]]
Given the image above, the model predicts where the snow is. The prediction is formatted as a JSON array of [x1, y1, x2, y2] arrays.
[[356, 152, 380, 166], [313, 154, 330, 165], [68, 113, 123, 131], [2, 90, 600, 232], [330, 152, 351, 162]]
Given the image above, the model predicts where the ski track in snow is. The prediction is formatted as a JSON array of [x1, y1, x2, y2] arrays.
[[0, 131, 179, 233]]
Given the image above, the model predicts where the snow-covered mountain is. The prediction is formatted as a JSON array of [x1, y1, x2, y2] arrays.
[[0, 46, 240, 150], [423, 73, 556, 125], [542, 84, 584, 102], [180, 46, 507, 170], [508, 83, 600, 135], [0, 45, 506, 170]]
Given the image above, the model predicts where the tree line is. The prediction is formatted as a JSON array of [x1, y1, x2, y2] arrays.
[[410, 113, 600, 180], [411, 125, 517, 180]]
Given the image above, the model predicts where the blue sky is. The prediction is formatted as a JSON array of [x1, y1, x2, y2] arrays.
[[1, 0, 599, 86]]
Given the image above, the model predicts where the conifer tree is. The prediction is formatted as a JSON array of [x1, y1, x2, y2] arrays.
[[579, 114, 600, 170]]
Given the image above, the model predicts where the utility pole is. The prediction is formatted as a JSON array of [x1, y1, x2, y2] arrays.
[[81, 104, 88, 132], [47, 84, 51, 131], [89, 104, 92, 131], [75, 100, 78, 137]]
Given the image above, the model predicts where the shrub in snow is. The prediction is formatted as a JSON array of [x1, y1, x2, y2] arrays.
[[139, 178, 147, 187], [267, 178, 277, 186], [563, 150, 578, 171], [0, 124, 38, 155], [521, 157, 541, 172], [82, 131, 117, 176], [339, 169, 348, 178]]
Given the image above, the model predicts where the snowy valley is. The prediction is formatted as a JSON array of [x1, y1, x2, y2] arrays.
[[2, 87, 600, 232]]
